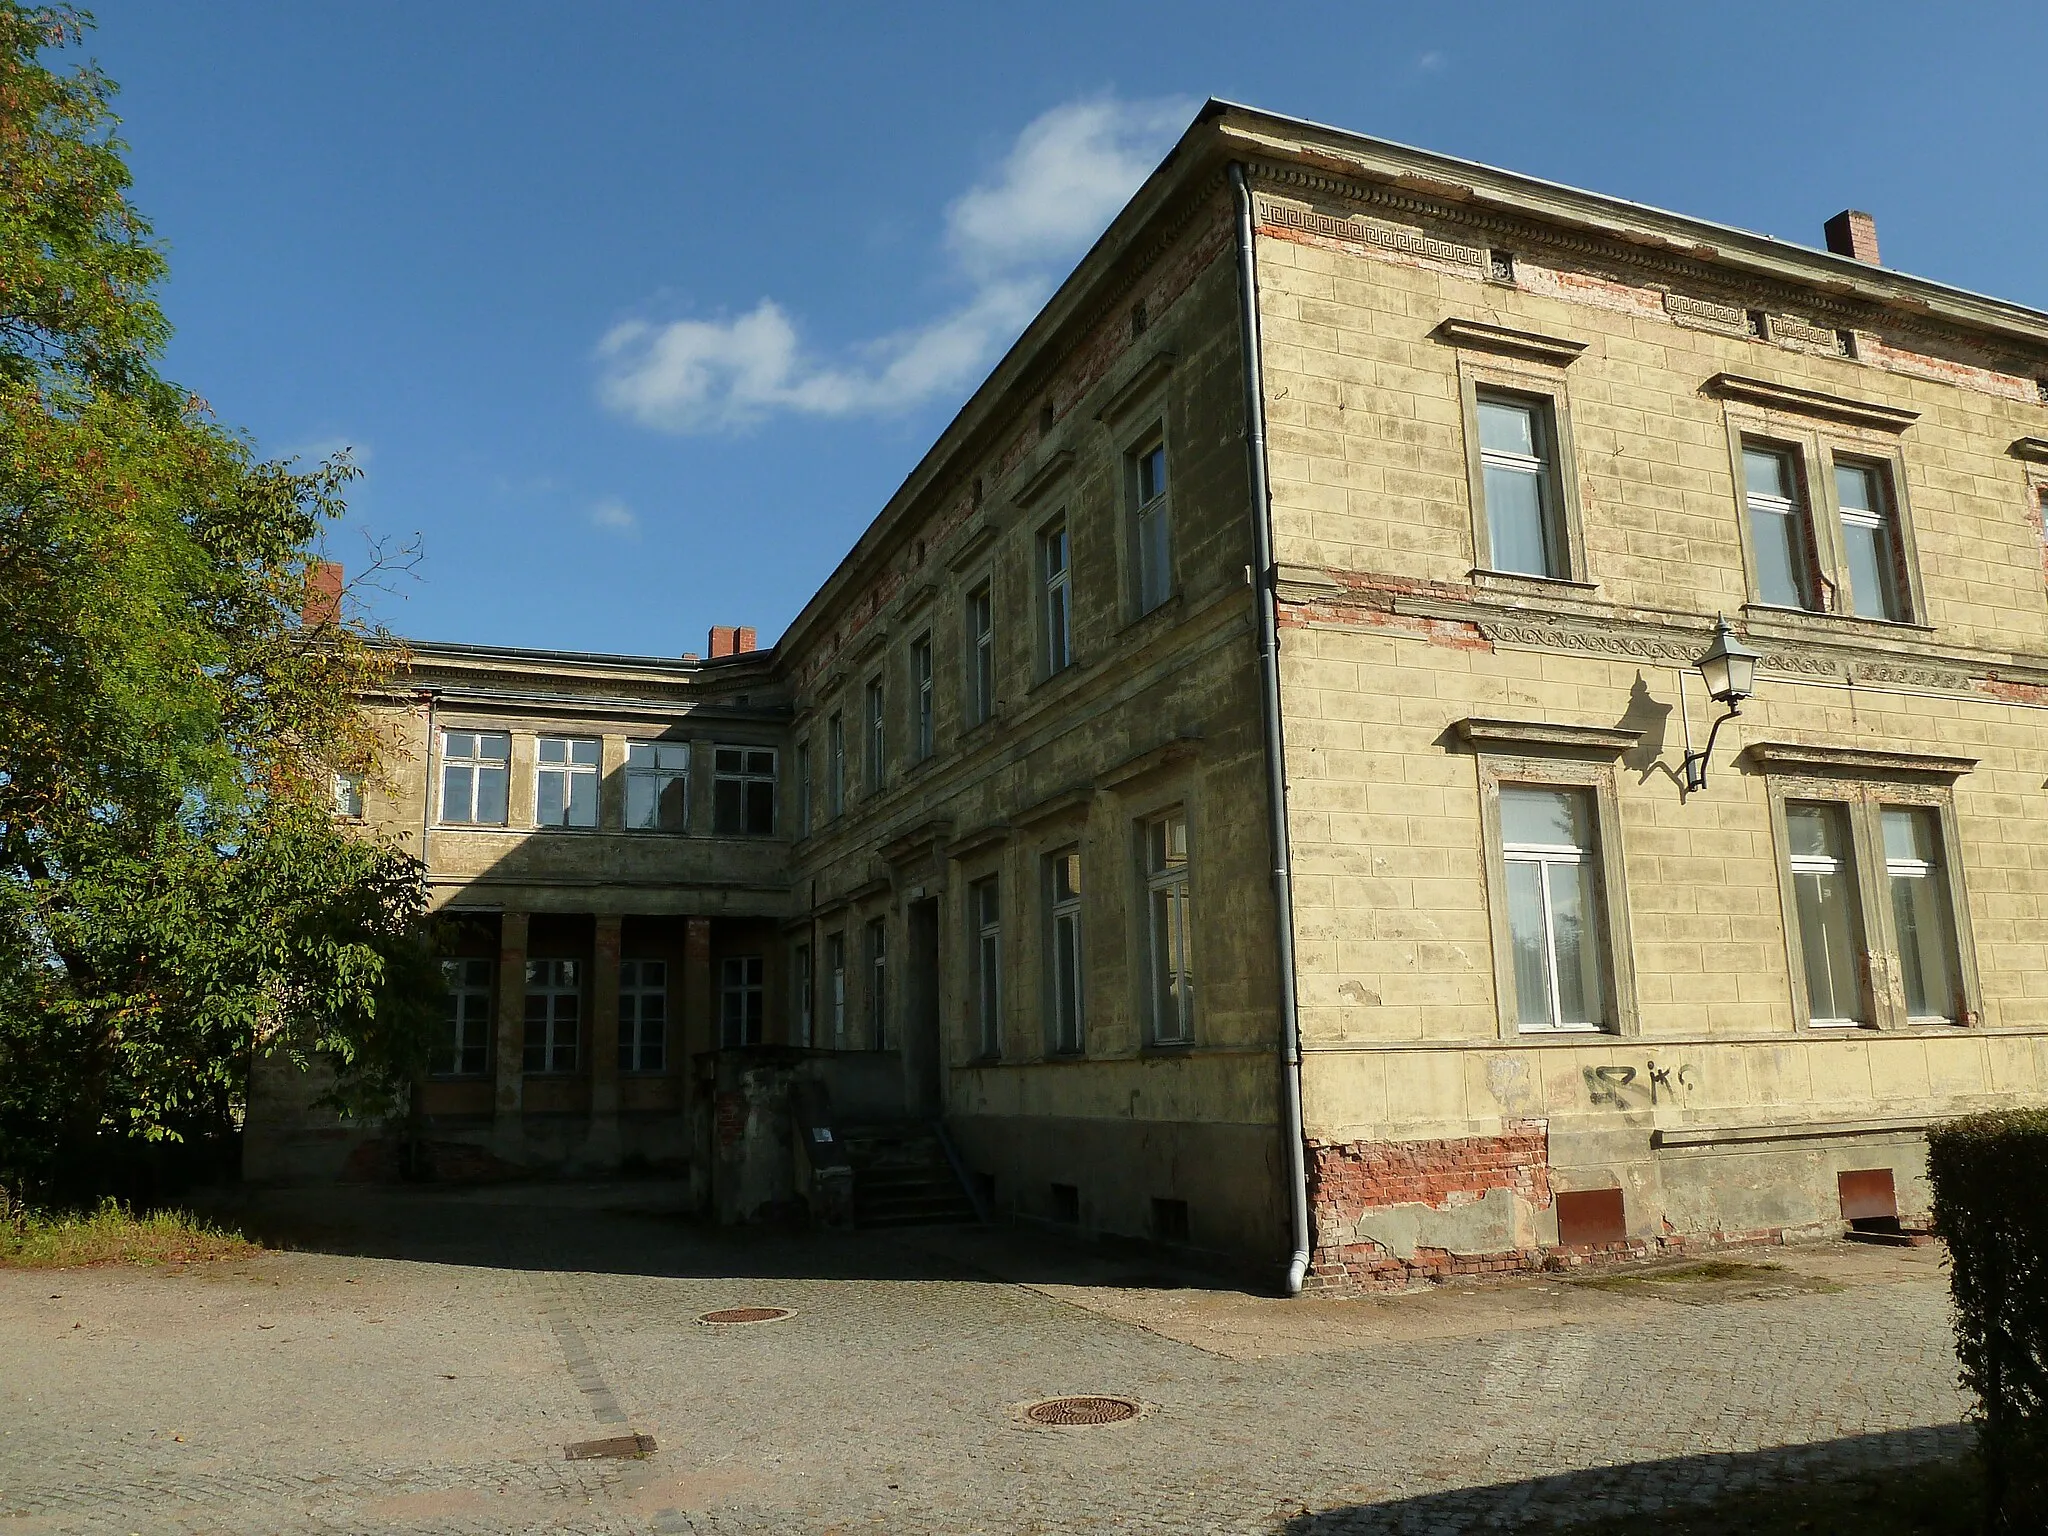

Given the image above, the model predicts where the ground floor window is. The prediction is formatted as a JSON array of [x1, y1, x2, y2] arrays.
[[1144, 811, 1193, 1044], [435, 958, 493, 1076], [618, 959, 666, 1071], [523, 959, 580, 1073], [971, 876, 1001, 1058], [1500, 785, 1607, 1033], [720, 955, 765, 1047], [1046, 848, 1084, 1054]]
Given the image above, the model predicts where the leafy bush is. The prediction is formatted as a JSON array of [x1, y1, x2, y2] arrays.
[[1928, 1110, 2048, 1534]]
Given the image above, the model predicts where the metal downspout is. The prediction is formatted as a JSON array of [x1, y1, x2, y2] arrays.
[[1230, 162, 1313, 1297]]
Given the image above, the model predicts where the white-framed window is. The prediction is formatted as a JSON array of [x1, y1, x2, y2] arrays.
[[718, 955, 764, 1047], [911, 632, 935, 761], [1834, 458, 1906, 622], [618, 959, 667, 1072], [966, 583, 995, 726], [440, 730, 510, 825], [1884, 806, 1961, 1022], [1475, 391, 1562, 578], [536, 737, 600, 828], [1046, 848, 1084, 1055], [971, 876, 1002, 1058], [1785, 800, 1867, 1026], [332, 771, 365, 820], [864, 677, 886, 793], [827, 712, 845, 819], [523, 958, 580, 1073], [794, 739, 812, 837], [1144, 811, 1194, 1044], [1133, 438, 1172, 613], [625, 741, 688, 831], [1500, 786, 1607, 1033], [1744, 442, 1818, 610], [825, 931, 846, 1048], [712, 746, 777, 835], [793, 943, 813, 1047], [866, 916, 887, 1050], [434, 957, 493, 1077], [1041, 518, 1073, 674]]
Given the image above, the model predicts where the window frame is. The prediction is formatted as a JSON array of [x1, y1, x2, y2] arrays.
[[534, 736, 602, 830], [332, 771, 366, 821], [1044, 846, 1085, 1056], [1763, 774, 1980, 1032], [717, 954, 765, 1048], [825, 931, 847, 1048], [794, 738, 813, 838], [1142, 809, 1195, 1047], [711, 744, 778, 836], [969, 874, 1002, 1060], [965, 581, 995, 728], [1474, 752, 1639, 1040], [617, 958, 668, 1073], [433, 957, 494, 1077], [826, 711, 845, 819], [863, 676, 886, 794], [522, 958, 582, 1074], [623, 739, 689, 834], [1039, 515, 1074, 676], [910, 631, 936, 761], [865, 915, 888, 1050], [438, 729, 511, 826], [1127, 430, 1174, 616], [792, 942, 814, 1047], [1456, 360, 1589, 587]]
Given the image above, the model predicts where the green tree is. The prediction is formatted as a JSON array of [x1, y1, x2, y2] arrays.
[[0, 4, 438, 1200]]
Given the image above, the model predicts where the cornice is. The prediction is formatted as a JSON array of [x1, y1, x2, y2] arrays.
[[1705, 372, 1920, 432], [1739, 742, 1978, 781], [2012, 436, 2048, 466], [1453, 717, 1641, 757], [1007, 447, 1076, 512], [1432, 316, 1588, 367], [1093, 347, 1180, 428]]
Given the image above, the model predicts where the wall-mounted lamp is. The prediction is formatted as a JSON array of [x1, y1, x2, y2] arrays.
[[1680, 615, 1763, 793]]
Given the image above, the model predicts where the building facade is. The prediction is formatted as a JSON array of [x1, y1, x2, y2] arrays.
[[250, 102, 2048, 1291]]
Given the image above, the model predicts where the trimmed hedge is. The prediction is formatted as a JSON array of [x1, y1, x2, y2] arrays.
[[1928, 1110, 2048, 1534]]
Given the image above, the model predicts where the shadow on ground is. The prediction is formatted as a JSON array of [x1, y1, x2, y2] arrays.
[[193, 1178, 1254, 1291], [1279, 1424, 1974, 1534]]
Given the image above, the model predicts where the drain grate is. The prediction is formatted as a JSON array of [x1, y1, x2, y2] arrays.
[[1024, 1395, 1142, 1426], [696, 1306, 793, 1326], [564, 1432, 657, 1460]]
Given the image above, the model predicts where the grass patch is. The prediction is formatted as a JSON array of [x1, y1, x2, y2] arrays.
[[1544, 1455, 1981, 1534], [1569, 1259, 1790, 1292], [0, 1199, 259, 1268]]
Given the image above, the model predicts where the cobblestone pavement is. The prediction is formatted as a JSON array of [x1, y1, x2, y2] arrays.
[[0, 1184, 1969, 1535]]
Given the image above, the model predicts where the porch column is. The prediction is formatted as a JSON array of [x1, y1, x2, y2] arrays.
[[493, 910, 529, 1159], [683, 917, 714, 1056], [586, 913, 623, 1166]]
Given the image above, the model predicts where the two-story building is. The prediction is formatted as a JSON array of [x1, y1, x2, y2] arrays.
[[250, 101, 2048, 1292]]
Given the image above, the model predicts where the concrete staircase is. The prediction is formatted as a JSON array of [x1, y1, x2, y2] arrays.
[[841, 1123, 979, 1229]]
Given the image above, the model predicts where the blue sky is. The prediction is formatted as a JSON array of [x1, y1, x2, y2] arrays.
[[81, 1, 2048, 656]]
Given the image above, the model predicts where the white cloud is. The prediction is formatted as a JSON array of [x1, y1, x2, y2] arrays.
[[597, 95, 1194, 434], [1415, 50, 1447, 72], [276, 435, 370, 469], [587, 497, 639, 538]]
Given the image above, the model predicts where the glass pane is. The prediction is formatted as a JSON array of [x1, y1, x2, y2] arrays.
[[1053, 851, 1081, 903], [537, 771, 565, 826], [1794, 869, 1863, 1022], [628, 742, 653, 769], [713, 779, 740, 832], [1786, 803, 1844, 861], [539, 738, 565, 764], [571, 739, 600, 766], [1834, 462, 1879, 514], [1842, 518, 1901, 620], [570, 772, 597, 827], [1883, 806, 1939, 864], [748, 750, 774, 776], [1150, 887, 1178, 1032], [476, 766, 507, 824], [444, 731, 475, 760], [658, 776, 686, 830], [1504, 858, 1553, 1029], [1500, 787, 1586, 850], [1548, 861, 1606, 1025], [442, 764, 472, 821], [627, 776, 655, 828], [478, 733, 510, 763], [1478, 397, 1538, 457], [1744, 446, 1794, 501], [1138, 445, 1166, 504], [715, 748, 742, 773], [1749, 505, 1807, 607], [1893, 871, 1957, 1019], [1139, 503, 1171, 609], [1483, 463, 1551, 575], [745, 780, 774, 834]]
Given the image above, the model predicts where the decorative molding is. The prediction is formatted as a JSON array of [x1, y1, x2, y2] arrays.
[[1274, 563, 1349, 602], [1768, 314, 1849, 355], [2010, 436, 2048, 465], [1704, 372, 1921, 432], [1662, 291, 1749, 336], [1850, 661, 1971, 691], [1099, 735, 1202, 793], [943, 520, 1002, 574], [879, 818, 953, 868], [1480, 619, 1705, 666], [1007, 448, 1076, 512], [1254, 195, 1488, 275], [1092, 347, 1179, 429], [842, 876, 891, 906], [1432, 317, 1588, 367], [1654, 1114, 1939, 1149], [1739, 741, 1978, 781], [944, 822, 1011, 862], [1453, 717, 1642, 757], [1013, 783, 1096, 831]]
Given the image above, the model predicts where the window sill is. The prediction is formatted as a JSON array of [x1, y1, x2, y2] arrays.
[[1142, 1037, 1195, 1055], [1469, 568, 1596, 595], [1119, 591, 1186, 639], [1029, 657, 1085, 696], [1512, 1025, 1616, 1040], [1739, 603, 1935, 640]]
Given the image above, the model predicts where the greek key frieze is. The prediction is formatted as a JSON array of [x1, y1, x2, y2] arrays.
[[1769, 314, 1848, 354], [1256, 198, 1486, 273], [1662, 292, 1749, 334]]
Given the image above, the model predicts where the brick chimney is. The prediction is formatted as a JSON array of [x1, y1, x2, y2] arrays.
[[303, 560, 343, 629], [708, 626, 759, 659], [1824, 209, 1880, 266]]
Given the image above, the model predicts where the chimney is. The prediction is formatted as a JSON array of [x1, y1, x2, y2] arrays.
[[708, 625, 758, 659], [303, 559, 343, 629], [1824, 209, 1880, 266], [736, 626, 757, 654]]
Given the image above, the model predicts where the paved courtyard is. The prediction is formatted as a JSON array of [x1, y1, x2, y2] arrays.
[[0, 1183, 1969, 1534]]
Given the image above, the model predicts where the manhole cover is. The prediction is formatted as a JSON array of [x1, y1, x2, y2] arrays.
[[1024, 1395, 1142, 1426], [697, 1306, 793, 1326]]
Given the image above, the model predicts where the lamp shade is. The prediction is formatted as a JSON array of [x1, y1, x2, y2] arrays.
[[1696, 615, 1761, 704]]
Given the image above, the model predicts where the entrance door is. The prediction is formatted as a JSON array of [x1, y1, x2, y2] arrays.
[[903, 898, 943, 1116]]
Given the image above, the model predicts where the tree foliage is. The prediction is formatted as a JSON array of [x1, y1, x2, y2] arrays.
[[0, 5, 437, 1199]]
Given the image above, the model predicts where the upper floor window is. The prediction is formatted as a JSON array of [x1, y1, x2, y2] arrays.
[[1499, 786, 1607, 1033], [1476, 392, 1563, 578], [712, 746, 776, 835], [1041, 518, 1073, 674], [1743, 443, 1819, 610], [971, 875, 1002, 1058], [618, 959, 667, 1072], [865, 916, 888, 1050], [966, 583, 995, 727], [1145, 810, 1193, 1044], [536, 737, 600, 828], [911, 631, 935, 761], [332, 771, 365, 820], [434, 957, 493, 1077], [1132, 439, 1172, 613], [1834, 459, 1906, 621], [826, 712, 846, 819], [1046, 848, 1084, 1055], [718, 955, 764, 1048], [440, 731, 510, 825], [625, 741, 688, 832], [523, 958, 580, 1073], [864, 677, 886, 792], [794, 739, 813, 837]]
